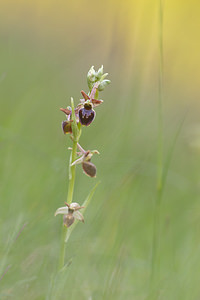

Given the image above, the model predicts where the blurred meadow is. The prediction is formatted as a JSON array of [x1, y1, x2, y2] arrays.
[[1, 0, 200, 299]]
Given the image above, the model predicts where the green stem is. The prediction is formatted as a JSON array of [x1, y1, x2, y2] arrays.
[[58, 138, 78, 271], [95, 89, 99, 99], [67, 140, 78, 204], [58, 98, 79, 271], [58, 225, 67, 270]]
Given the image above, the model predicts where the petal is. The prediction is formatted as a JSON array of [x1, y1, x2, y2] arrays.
[[70, 202, 80, 209], [91, 99, 103, 107], [73, 211, 84, 223], [71, 156, 84, 166], [54, 206, 69, 216], [77, 143, 86, 154]]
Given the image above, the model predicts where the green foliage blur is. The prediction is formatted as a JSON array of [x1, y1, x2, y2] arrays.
[[0, 0, 200, 299]]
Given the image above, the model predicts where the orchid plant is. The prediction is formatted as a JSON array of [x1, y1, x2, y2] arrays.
[[55, 66, 110, 270]]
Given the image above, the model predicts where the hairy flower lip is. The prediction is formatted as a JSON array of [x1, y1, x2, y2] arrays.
[[82, 161, 96, 177], [63, 214, 74, 227], [79, 107, 95, 126], [62, 120, 73, 134]]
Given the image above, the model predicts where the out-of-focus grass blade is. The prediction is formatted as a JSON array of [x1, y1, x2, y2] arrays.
[[161, 115, 186, 195], [0, 216, 26, 275]]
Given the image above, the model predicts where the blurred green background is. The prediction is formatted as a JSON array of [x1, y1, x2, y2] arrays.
[[1, 0, 200, 299]]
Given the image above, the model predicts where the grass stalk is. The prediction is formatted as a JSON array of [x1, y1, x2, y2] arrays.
[[150, 0, 164, 288]]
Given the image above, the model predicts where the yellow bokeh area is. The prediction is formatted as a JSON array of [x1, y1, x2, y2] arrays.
[[1, 0, 200, 102]]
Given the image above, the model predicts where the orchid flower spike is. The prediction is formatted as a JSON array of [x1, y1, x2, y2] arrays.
[[55, 202, 84, 228]]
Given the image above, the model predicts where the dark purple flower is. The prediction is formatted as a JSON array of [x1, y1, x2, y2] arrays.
[[60, 83, 104, 131], [60, 106, 78, 134], [78, 85, 103, 126], [78, 102, 95, 126]]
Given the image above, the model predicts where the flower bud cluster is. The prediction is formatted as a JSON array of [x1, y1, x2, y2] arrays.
[[87, 65, 111, 92]]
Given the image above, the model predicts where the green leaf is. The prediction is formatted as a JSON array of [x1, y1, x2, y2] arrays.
[[161, 115, 186, 195], [81, 181, 100, 211]]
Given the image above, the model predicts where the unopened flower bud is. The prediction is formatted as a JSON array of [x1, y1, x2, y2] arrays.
[[87, 66, 96, 82], [87, 66, 96, 90], [96, 65, 104, 80], [98, 79, 111, 91]]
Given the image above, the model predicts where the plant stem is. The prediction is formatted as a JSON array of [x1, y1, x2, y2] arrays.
[[67, 140, 78, 205], [58, 225, 68, 271], [58, 98, 79, 271], [58, 138, 78, 270], [150, 0, 164, 288]]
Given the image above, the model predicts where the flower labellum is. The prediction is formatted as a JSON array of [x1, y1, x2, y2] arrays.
[[82, 161, 97, 177], [79, 102, 95, 126], [62, 120, 73, 134], [63, 214, 74, 227]]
